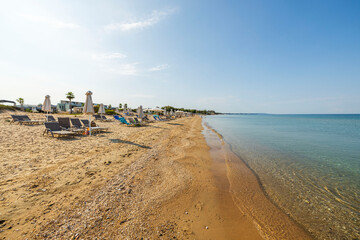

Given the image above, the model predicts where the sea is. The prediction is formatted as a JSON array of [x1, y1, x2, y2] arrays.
[[203, 114, 360, 240]]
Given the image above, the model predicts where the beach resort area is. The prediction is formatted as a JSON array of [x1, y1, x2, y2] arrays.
[[0, 100, 312, 239]]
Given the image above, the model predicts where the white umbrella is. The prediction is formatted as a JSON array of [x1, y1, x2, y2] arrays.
[[137, 105, 144, 121], [170, 109, 174, 116], [150, 107, 164, 112], [164, 109, 167, 116], [84, 91, 94, 135], [42, 95, 51, 122], [98, 103, 105, 118]]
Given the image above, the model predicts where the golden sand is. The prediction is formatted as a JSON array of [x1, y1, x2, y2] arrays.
[[0, 111, 312, 239]]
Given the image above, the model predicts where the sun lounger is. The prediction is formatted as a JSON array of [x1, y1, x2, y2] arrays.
[[114, 115, 131, 125], [46, 115, 56, 122], [94, 115, 113, 122], [22, 115, 44, 124], [58, 117, 72, 129], [142, 115, 152, 122], [43, 122, 76, 138], [81, 119, 108, 132], [11, 115, 43, 125], [10, 115, 23, 124], [128, 117, 136, 124], [101, 115, 113, 122], [153, 115, 166, 121], [134, 118, 142, 124], [58, 117, 84, 134], [70, 118, 84, 129]]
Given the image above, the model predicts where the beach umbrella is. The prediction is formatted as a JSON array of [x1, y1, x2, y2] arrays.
[[137, 105, 144, 121], [98, 103, 105, 118], [151, 107, 164, 112], [84, 91, 94, 136], [170, 109, 174, 116], [42, 95, 51, 122]]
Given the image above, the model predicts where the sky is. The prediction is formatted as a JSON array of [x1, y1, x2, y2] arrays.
[[0, 0, 359, 113]]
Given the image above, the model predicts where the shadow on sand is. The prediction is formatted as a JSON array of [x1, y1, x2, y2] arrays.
[[166, 123, 183, 126], [143, 125, 168, 129], [110, 139, 151, 149]]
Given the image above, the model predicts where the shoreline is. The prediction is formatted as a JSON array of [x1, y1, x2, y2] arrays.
[[202, 120, 313, 239]]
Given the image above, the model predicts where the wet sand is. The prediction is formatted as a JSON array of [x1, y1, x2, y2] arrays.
[[0, 111, 311, 239], [203, 123, 313, 239]]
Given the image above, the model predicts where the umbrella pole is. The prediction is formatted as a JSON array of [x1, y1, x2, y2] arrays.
[[89, 115, 92, 136], [47, 111, 49, 122]]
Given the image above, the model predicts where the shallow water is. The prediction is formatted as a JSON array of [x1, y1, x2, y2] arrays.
[[203, 114, 360, 240]]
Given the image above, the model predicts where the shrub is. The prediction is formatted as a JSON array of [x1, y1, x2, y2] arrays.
[[105, 109, 116, 115], [94, 105, 99, 113], [0, 104, 18, 111]]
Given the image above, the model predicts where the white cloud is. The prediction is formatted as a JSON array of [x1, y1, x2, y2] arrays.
[[92, 53, 127, 60], [149, 64, 169, 72], [104, 9, 175, 32], [21, 14, 80, 29]]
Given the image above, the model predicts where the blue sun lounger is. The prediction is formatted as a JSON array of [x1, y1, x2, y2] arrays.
[[153, 115, 165, 121], [114, 115, 131, 125]]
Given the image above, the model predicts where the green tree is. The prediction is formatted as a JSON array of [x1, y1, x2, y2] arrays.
[[108, 104, 112, 109], [124, 103, 128, 109], [16, 98, 24, 111], [119, 103, 122, 109], [94, 104, 99, 113], [66, 92, 75, 114]]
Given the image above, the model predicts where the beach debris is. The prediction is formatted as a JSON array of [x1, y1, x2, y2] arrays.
[[205, 226, 209, 230], [184, 211, 188, 215], [195, 201, 203, 211], [127, 189, 132, 194]]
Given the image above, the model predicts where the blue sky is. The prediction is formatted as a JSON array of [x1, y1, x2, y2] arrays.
[[0, 0, 359, 113]]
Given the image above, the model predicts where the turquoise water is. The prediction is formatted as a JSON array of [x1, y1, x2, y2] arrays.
[[203, 114, 360, 239]]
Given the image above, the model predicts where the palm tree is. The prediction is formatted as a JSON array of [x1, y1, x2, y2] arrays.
[[66, 92, 75, 114], [16, 98, 24, 111]]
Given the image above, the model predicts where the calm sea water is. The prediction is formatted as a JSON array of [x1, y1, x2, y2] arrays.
[[203, 114, 360, 239]]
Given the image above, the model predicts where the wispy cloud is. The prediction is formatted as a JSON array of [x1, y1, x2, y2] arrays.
[[149, 64, 169, 71], [92, 53, 127, 60], [21, 14, 80, 29], [104, 9, 175, 32], [105, 63, 139, 76]]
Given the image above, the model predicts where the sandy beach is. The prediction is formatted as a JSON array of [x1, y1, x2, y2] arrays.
[[0, 111, 312, 239]]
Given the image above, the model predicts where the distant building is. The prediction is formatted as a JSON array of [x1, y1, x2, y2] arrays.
[[57, 100, 84, 112], [56, 100, 107, 112]]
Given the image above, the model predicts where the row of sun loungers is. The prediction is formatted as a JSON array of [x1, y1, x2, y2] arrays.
[[43, 117, 109, 138], [113, 115, 144, 125], [11, 115, 44, 125], [112, 114, 173, 126], [11, 113, 176, 137], [93, 115, 113, 122]]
